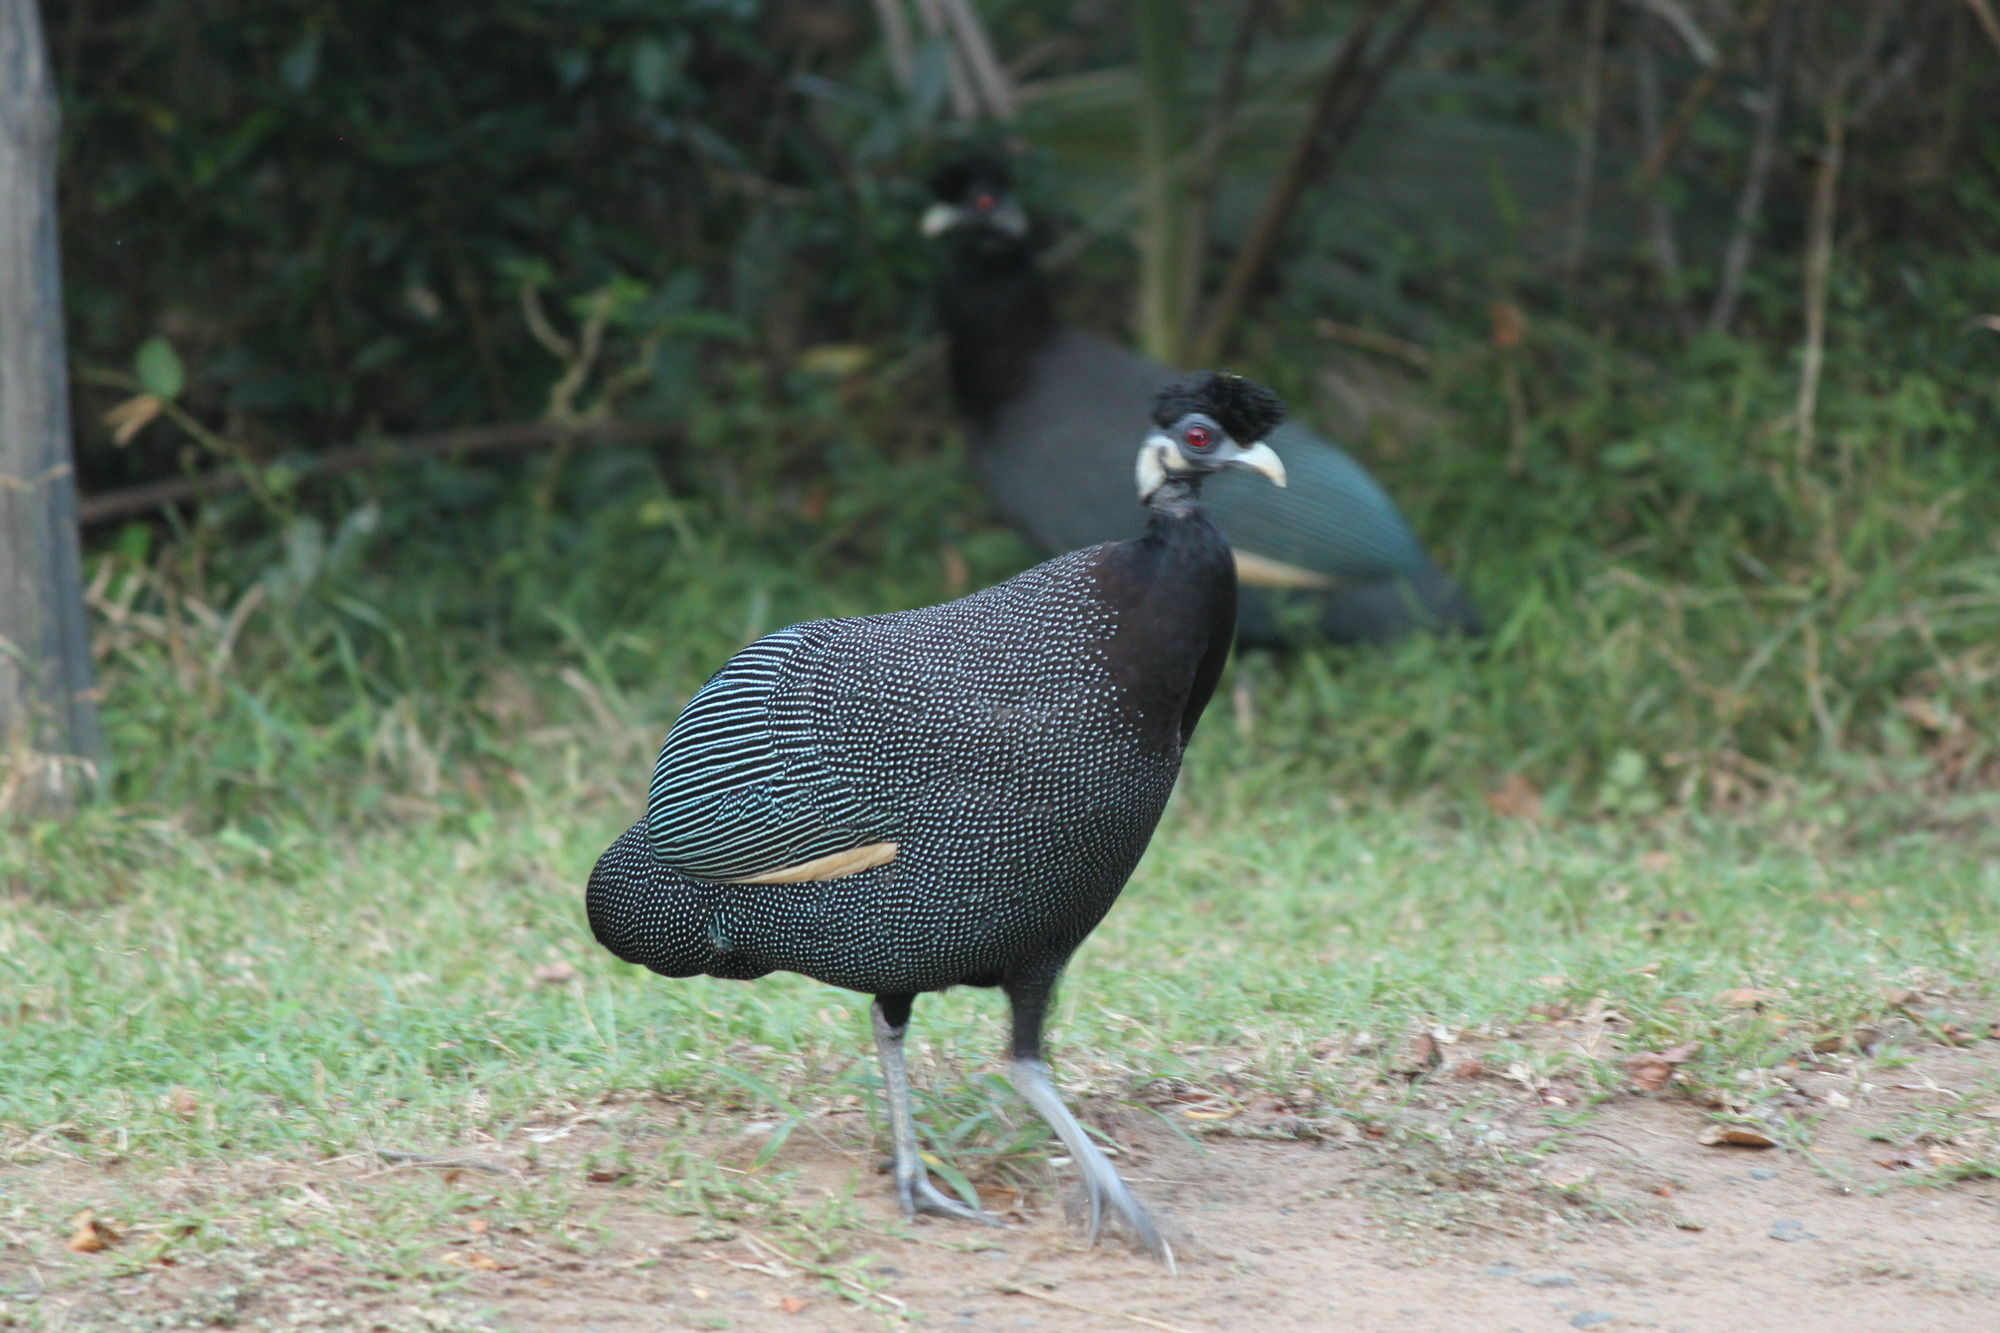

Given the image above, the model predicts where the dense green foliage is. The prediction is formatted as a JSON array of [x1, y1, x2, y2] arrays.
[[41, 1, 2000, 825]]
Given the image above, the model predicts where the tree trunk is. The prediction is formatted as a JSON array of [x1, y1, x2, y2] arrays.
[[1, 0, 102, 814]]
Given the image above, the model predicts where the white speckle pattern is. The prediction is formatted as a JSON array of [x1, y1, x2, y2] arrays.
[[590, 546, 1185, 996]]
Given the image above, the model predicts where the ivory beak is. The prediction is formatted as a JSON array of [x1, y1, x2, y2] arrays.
[[920, 203, 961, 237], [1228, 441, 1287, 488]]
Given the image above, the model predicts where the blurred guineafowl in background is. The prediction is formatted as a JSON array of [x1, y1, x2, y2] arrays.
[[925, 155, 1481, 647], [587, 372, 1294, 1269]]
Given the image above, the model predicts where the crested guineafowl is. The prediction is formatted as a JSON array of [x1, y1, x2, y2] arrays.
[[925, 155, 1481, 647], [587, 372, 1292, 1268]]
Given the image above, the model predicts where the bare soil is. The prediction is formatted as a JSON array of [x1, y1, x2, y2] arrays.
[[6, 1045, 1998, 1332]]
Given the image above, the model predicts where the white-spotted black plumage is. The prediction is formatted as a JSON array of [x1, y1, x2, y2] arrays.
[[587, 373, 1289, 1268], [605, 547, 1178, 993]]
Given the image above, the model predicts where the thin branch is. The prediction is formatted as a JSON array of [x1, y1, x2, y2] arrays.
[[1633, 13, 1692, 335], [1313, 316, 1432, 370], [1794, 0, 1893, 467], [996, 1285, 1196, 1333], [911, 0, 978, 120], [1194, 0, 1441, 365], [1565, 0, 1611, 285], [1794, 96, 1843, 468], [868, 0, 915, 92], [1179, 0, 1274, 355], [1965, 0, 2000, 59], [1707, 0, 1792, 335], [937, 0, 1017, 120], [1135, 0, 1199, 361], [1630, 0, 1717, 65], [1637, 0, 1779, 188], [1315, 1, 1440, 187], [1848, 33, 1928, 127], [372, 1147, 516, 1177], [76, 420, 680, 525]]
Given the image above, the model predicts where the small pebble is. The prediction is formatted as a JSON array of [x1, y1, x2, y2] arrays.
[[1485, 1262, 1523, 1278], [1572, 1313, 1617, 1329], [1749, 1167, 1778, 1181], [1523, 1273, 1578, 1288], [1769, 1219, 1814, 1243]]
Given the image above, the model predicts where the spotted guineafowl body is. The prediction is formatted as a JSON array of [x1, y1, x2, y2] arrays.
[[587, 372, 1289, 1268], [588, 544, 1201, 995]]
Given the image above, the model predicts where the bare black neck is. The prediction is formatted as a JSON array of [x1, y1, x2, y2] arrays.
[[1093, 487, 1238, 751], [934, 231, 1058, 423]]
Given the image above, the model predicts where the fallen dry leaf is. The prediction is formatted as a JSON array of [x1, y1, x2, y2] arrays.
[[1396, 1031, 1443, 1078], [102, 393, 164, 446], [465, 1218, 489, 1235], [1625, 1041, 1702, 1092], [1485, 772, 1542, 819], [1638, 851, 1675, 873], [169, 1086, 200, 1118], [533, 961, 578, 986], [66, 1210, 118, 1253], [1717, 988, 1780, 1009], [1877, 1146, 1930, 1171], [442, 1250, 503, 1271], [1489, 301, 1528, 350], [977, 1184, 1021, 1212], [1698, 1123, 1777, 1149], [781, 1296, 810, 1316]]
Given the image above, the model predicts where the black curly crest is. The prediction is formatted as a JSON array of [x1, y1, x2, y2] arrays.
[[930, 154, 1013, 204], [1152, 373, 1287, 444]]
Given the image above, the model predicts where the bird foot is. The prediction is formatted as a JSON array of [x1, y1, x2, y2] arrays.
[[894, 1168, 1009, 1228], [1071, 1151, 1175, 1272], [1010, 1058, 1175, 1271]]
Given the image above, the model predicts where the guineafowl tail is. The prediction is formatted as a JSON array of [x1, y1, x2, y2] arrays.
[[1204, 418, 1479, 646], [1236, 565, 1482, 648], [586, 822, 720, 979]]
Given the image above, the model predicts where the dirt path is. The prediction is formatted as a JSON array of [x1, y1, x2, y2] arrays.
[[7, 1047, 1997, 1331]]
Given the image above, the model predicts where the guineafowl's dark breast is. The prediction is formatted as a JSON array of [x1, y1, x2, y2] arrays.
[[590, 546, 1199, 997]]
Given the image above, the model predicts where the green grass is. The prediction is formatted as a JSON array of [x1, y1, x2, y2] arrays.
[[7, 757, 1996, 1167], [5, 306, 2000, 1314]]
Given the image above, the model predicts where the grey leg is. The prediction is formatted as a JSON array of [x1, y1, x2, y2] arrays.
[[1009, 1057, 1175, 1272], [871, 996, 1006, 1227], [1004, 970, 1174, 1270]]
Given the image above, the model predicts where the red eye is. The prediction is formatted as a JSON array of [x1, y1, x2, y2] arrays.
[[974, 193, 996, 212], [1185, 423, 1214, 450]]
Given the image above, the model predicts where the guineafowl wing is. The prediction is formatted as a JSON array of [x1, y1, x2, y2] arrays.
[[646, 620, 893, 882], [646, 549, 1151, 888]]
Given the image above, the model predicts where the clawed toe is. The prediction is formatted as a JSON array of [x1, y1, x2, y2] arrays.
[[1076, 1170, 1174, 1270], [897, 1172, 1009, 1228]]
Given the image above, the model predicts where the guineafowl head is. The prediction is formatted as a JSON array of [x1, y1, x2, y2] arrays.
[[923, 155, 1028, 248], [1137, 373, 1289, 504]]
